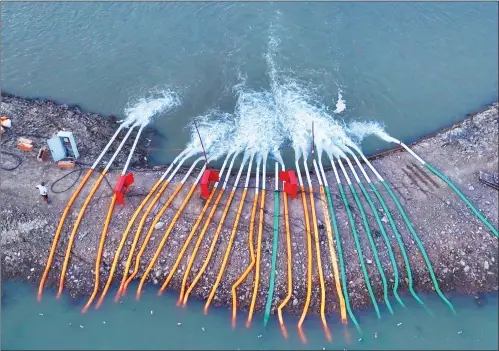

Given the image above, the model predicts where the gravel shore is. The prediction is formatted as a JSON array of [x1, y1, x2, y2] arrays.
[[1, 92, 497, 317]]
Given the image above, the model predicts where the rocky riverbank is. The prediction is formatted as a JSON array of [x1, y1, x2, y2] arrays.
[[1, 92, 498, 318]]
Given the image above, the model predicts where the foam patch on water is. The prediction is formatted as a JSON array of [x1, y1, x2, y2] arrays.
[[123, 89, 181, 126]]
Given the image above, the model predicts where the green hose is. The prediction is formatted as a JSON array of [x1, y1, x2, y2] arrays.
[[425, 163, 498, 238], [348, 183, 393, 314], [381, 180, 456, 314], [264, 190, 280, 326], [324, 185, 362, 335], [368, 182, 425, 307], [338, 182, 381, 319], [357, 181, 405, 308]]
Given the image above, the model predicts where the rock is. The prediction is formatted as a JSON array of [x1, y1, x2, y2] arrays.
[[381, 216, 388, 223], [460, 260, 465, 266], [464, 266, 470, 273], [292, 298, 298, 306], [468, 186, 474, 191], [155, 222, 165, 230], [366, 259, 373, 264], [484, 261, 490, 270]]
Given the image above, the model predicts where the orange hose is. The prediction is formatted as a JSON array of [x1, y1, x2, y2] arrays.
[[82, 194, 116, 313], [173, 188, 219, 302], [180, 187, 227, 306], [137, 182, 198, 298], [204, 188, 248, 314], [38, 169, 93, 301], [319, 185, 347, 323], [57, 171, 107, 299], [246, 189, 266, 328], [96, 178, 163, 308], [184, 189, 237, 305], [297, 185, 312, 344], [122, 182, 183, 295], [277, 191, 293, 339], [231, 192, 258, 328], [117, 180, 170, 298], [308, 185, 331, 342]]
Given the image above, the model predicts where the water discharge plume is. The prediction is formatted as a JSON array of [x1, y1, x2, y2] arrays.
[[333, 89, 346, 114], [122, 89, 181, 126], [346, 120, 394, 145]]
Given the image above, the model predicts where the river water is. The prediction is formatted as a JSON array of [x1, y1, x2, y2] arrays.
[[1, 281, 498, 350], [1, 2, 498, 164], [1, 2, 498, 349]]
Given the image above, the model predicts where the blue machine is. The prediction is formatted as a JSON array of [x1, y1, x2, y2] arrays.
[[47, 131, 79, 162]]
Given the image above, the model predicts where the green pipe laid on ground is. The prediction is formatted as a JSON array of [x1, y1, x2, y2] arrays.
[[368, 181, 425, 307], [357, 181, 405, 308], [381, 180, 456, 314], [324, 185, 362, 335], [264, 189, 280, 326], [337, 182, 381, 319], [348, 182, 393, 314], [425, 163, 498, 238]]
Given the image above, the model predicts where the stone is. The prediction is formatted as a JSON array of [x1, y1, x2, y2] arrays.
[[463, 266, 470, 273], [292, 298, 298, 306], [154, 222, 165, 230], [460, 260, 465, 266], [468, 186, 474, 191], [484, 261, 490, 270], [366, 259, 373, 264]]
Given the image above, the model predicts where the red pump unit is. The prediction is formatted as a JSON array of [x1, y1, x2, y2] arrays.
[[114, 173, 135, 205], [279, 170, 298, 199], [200, 169, 220, 199]]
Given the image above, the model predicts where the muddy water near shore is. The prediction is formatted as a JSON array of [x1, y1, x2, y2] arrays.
[[1, 280, 498, 350]]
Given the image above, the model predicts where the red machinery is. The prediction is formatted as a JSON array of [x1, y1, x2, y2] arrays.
[[114, 173, 135, 205], [200, 169, 220, 199], [279, 170, 298, 199]]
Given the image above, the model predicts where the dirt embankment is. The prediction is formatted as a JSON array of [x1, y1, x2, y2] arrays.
[[1, 92, 498, 317]]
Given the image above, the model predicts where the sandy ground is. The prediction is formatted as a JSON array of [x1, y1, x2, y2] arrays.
[[1, 94, 498, 317]]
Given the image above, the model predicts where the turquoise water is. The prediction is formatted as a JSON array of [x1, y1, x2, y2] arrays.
[[1, 2, 498, 163], [1, 281, 498, 350]]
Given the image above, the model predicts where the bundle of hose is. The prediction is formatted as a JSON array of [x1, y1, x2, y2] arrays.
[[295, 160, 312, 344], [246, 157, 267, 328], [350, 146, 426, 309], [183, 154, 248, 306], [313, 159, 347, 323], [204, 154, 253, 314], [231, 166, 259, 328], [304, 159, 331, 341], [180, 153, 236, 305], [82, 194, 117, 312], [119, 154, 191, 297], [330, 155, 381, 319], [37, 168, 93, 301], [319, 155, 361, 335], [263, 161, 280, 327], [345, 150, 405, 308], [340, 156, 393, 314]]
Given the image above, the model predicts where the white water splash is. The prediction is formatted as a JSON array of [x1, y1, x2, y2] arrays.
[[333, 89, 346, 114], [123, 89, 181, 126]]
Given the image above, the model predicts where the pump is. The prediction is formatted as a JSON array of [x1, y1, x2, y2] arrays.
[[279, 170, 298, 199], [200, 169, 220, 199], [47, 131, 79, 162]]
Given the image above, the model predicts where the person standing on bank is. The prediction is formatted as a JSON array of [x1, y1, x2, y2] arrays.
[[36, 182, 50, 204]]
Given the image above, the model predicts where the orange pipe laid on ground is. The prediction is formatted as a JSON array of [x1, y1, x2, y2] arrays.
[[319, 184, 347, 323], [117, 179, 171, 298], [183, 188, 237, 305], [246, 185, 266, 328], [180, 186, 227, 306], [277, 190, 293, 339], [174, 188, 219, 302], [137, 181, 201, 298], [57, 171, 107, 298], [296, 159, 312, 344], [82, 194, 117, 312], [205, 187, 249, 314], [96, 177, 163, 308], [38, 168, 93, 301], [123, 182, 184, 295], [307, 183, 331, 342], [231, 190, 259, 327]]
